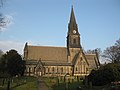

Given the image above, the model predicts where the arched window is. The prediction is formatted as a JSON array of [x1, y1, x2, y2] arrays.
[[76, 67, 78, 71], [86, 68, 89, 74], [61, 67, 63, 73], [81, 57, 83, 61], [73, 38, 76, 44], [52, 67, 54, 73], [83, 62, 86, 74], [30, 67, 32, 72]]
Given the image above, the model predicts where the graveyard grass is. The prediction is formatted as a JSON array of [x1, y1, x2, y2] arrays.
[[43, 77, 110, 90], [0, 76, 37, 90], [0, 76, 111, 90]]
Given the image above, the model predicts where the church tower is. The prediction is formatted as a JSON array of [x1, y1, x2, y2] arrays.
[[67, 6, 82, 63], [67, 6, 81, 49]]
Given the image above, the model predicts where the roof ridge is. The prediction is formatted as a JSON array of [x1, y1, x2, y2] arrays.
[[28, 45, 66, 48]]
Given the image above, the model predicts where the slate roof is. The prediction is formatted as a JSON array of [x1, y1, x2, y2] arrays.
[[27, 45, 67, 63], [43, 60, 72, 66], [25, 60, 38, 65], [85, 54, 99, 69], [25, 45, 100, 69]]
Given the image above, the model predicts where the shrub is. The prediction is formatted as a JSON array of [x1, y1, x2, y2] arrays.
[[88, 63, 120, 86]]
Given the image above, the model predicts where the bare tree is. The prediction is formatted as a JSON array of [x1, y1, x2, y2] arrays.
[[0, 49, 3, 57], [85, 48, 101, 56], [0, 0, 10, 31], [103, 38, 120, 63], [0, 13, 10, 31], [115, 38, 120, 46]]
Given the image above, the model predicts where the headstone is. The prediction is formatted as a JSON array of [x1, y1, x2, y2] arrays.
[[89, 82, 92, 89], [84, 76, 88, 87]]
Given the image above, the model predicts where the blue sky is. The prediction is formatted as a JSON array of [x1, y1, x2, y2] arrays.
[[0, 0, 120, 55]]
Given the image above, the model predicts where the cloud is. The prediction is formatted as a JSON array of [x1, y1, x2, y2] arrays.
[[0, 40, 24, 54], [0, 14, 14, 32]]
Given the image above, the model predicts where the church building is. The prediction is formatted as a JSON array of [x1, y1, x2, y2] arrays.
[[24, 7, 100, 77]]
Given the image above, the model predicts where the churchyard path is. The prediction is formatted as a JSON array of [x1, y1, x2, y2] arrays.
[[37, 77, 49, 90]]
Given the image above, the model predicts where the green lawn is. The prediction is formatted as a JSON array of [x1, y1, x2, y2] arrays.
[[43, 77, 111, 90], [0, 76, 37, 90], [12, 81, 37, 90], [12, 76, 37, 90], [0, 76, 114, 90]]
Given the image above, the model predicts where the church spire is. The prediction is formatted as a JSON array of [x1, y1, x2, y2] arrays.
[[70, 6, 76, 24], [67, 6, 81, 48], [68, 6, 79, 35]]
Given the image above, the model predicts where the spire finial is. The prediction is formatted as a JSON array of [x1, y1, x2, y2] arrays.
[[72, 0, 75, 8], [70, 5, 76, 24]]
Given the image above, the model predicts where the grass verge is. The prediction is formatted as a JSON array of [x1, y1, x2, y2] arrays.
[[0, 76, 37, 90], [43, 77, 111, 90]]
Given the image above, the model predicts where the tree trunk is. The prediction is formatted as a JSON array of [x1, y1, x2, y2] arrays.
[[2, 78, 5, 86], [7, 79, 10, 90]]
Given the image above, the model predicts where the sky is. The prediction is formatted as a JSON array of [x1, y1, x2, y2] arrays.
[[0, 0, 120, 55]]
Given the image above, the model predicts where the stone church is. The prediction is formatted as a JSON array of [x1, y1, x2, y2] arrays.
[[24, 7, 100, 77]]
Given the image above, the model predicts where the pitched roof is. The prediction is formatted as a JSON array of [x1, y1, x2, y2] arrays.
[[43, 60, 72, 66], [27, 45, 67, 63], [72, 51, 89, 66], [25, 60, 38, 65], [85, 54, 99, 69], [72, 51, 80, 65]]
